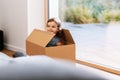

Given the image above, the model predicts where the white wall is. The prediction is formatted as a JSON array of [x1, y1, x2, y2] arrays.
[[49, 0, 59, 18], [0, 1, 1, 29], [28, 0, 45, 34], [0, 0, 28, 52], [0, 0, 45, 52]]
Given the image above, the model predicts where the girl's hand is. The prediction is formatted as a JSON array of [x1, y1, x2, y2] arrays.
[[56, 42, 63, 46]]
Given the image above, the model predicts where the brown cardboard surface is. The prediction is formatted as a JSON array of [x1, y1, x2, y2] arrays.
[[26, 41, 45, 55], [26, 29, 75, 61], [26, 29, 55, 47], [63, 29, 75, 44], [45, 44, 75, 61]]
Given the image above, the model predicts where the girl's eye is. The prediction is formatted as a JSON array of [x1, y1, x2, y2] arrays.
[[52, 26, 56, 28]]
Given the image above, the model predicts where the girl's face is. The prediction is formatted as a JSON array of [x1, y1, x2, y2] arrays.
[[46, 21, 59, 34]]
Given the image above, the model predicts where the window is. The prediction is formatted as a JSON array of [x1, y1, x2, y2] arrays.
[[47, 0, 120, 74]]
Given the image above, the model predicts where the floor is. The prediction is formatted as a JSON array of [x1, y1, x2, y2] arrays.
[[63, 23, 120, 70], [1, 49, 14, 57], [76, 63, 120, 80], [1, 22, 120, 78]]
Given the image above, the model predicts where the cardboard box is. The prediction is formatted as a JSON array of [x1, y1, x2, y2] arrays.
[[26, 29, 75, 61]]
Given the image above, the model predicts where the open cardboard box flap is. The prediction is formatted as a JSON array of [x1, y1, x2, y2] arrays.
[[26, 29, 55, 47], [62, 29, 75, 44], [26, 29, 75, 47]]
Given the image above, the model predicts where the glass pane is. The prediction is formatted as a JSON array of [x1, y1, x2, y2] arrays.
[[49, 0, 120, 71]]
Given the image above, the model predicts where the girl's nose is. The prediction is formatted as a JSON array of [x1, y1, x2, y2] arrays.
[[49, 26, 52, 30], [48, 27, 52, 31]]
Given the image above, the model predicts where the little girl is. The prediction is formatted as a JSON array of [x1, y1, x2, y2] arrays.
[[46, 18, 65, 47], [12, 18, 65, 57]]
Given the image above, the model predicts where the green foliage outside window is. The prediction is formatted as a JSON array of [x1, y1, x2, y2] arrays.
[[62, 0, 120, 24]]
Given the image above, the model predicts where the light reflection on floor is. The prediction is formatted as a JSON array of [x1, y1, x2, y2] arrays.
[[63, 22, 120, 70]]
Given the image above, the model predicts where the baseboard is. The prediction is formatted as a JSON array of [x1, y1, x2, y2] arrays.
[[4, 43, 26, 53]]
